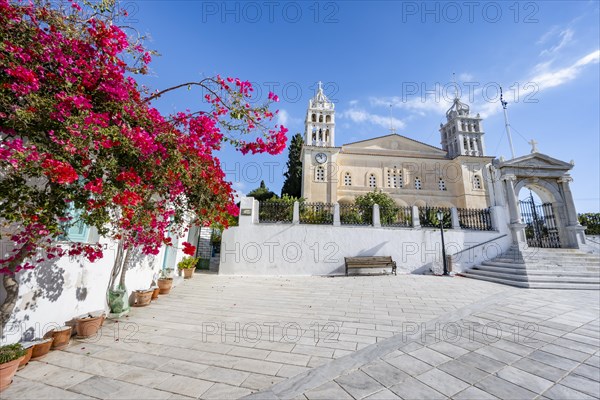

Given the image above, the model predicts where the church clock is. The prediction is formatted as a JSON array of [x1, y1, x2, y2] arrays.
[[315, 152, 328, 164]]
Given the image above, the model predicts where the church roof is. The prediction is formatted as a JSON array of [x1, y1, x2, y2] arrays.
[[341, 133, 448, 158]]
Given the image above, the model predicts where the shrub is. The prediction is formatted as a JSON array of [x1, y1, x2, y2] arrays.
[[0, 343, 26, 364]]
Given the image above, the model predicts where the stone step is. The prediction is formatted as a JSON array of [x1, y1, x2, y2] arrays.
[[482, 260, 600, 270], [460, 272, 600, 290], [467, 269, 600, 283], [475, 265, 600, 277], [491, 258, 600, 267]]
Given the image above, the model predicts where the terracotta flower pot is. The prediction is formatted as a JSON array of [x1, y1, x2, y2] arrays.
[[75, 314, 104, 338], [182, 268, 194, 279], [31, 338, 53, 361], [134, 289, 153, 307], [50, 326, 72, 350], [17, 345, 33, 370], [157, 278, 173, 294], [0, 356, 24, 391], [151, 287, 160, 300]]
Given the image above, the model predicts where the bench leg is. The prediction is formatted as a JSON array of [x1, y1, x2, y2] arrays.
[[345, 264, 348, 276], [393, 262, 397, 276]]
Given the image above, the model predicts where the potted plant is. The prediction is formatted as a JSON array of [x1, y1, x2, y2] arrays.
[[48, 326, 72, 350], [108, 284, 129, 315], [75, 312, 105, 338], [133, 289, 153, 306], [30, 338, 53, 361], [0, 343, 26, 391], [157, 269, 173, 294], [178, 256, 198, 279], [17, 343, 34, 370]]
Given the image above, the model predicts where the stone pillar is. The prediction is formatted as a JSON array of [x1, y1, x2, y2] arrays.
[[373, 204, 381, 228], [293, 201, 300, 224], [333, 203, 341, 226], [412, 206, 421, 228], [502, 174, 527, 246], [451, 208, 460, 229], [558, 176, 587, 247], [502, 174, 520, 224], [252, 198, 260, 225], [238, 197, 256, 227]]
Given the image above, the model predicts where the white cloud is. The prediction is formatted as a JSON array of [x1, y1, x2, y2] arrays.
[[340, 108, 406, 130], [459, 73, 474, 82], [277, 109, 289, 126], [539, 28, 574, 57]]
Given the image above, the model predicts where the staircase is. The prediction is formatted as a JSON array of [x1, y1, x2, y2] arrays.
[[459, 245, 600, 289]]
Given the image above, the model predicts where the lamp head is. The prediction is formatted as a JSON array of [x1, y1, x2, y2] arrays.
[[436, 210, 444, 220]]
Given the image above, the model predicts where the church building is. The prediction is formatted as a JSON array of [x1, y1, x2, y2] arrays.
[[301, 83, 494, 209]]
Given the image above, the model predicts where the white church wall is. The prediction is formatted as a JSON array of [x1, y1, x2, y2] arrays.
[[220, 203, 512, 276], [1, 235, 189, 345]]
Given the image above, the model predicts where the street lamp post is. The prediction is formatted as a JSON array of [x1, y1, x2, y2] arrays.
[[437, 210, 449, 276]]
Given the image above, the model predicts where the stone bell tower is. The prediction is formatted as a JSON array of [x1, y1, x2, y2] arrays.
[[440, 97, 486, 158], [305, 82, 335, 147]]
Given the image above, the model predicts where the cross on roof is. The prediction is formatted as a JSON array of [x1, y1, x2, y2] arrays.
[[528, 139, 538, 153]]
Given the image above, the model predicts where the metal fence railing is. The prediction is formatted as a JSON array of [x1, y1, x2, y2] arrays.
[[457, 208, 493, 231], [299, 203, 334, 225], [258, 201, 293, 223], [339, 204, 370, 225], [380, 206, 413, 227], [418, 206, 452, 229]]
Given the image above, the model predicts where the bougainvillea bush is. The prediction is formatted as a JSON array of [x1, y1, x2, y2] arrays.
[[0, 0, 287, 327]]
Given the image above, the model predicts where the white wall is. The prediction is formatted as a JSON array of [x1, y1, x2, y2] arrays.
[[220, 203, 512, 276], [0, 235, 188, 345]]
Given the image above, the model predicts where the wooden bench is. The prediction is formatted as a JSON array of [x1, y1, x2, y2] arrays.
[[344, 256, 397, 276]]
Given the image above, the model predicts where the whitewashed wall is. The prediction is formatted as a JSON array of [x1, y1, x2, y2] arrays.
[[0, 234, 189, 344], [220, 199, 512, 276]]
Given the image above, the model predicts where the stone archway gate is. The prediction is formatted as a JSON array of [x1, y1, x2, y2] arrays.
[[492, 152, 586, 249]]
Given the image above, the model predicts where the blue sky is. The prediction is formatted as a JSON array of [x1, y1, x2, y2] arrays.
[[130, 1, 599, 212]]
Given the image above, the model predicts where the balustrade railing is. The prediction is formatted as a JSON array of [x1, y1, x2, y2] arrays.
[[457, 207, 493, 231]]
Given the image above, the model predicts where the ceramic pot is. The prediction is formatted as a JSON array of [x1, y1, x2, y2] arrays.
[[50, 326, 72, 350], [183, 268, 194, 279], [75, 314, 104, 338], [151, 287, 160, 300], [17, 345, 33, 370], [0, 356, 24, 391], [157, 278, 173, 294], [134, 289, 153, 307], [31, 338, 53, 361]]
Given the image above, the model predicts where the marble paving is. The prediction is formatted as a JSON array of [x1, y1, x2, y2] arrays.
[[3, 273, 599, 399]]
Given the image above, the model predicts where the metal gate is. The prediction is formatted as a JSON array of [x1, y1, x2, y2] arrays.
[[519, 195, 561, 248]]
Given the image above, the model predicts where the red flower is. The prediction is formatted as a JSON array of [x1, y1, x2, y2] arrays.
[[182, 242, 196, 256]]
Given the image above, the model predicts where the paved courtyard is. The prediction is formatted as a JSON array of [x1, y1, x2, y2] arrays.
[[3, 273, 599, 399]]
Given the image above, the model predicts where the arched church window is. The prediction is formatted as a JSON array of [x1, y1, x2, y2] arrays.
[[311, 114, 316, 122], [368, 174, 376, 188], [438, 178, 446, 191], [473, 175, 482, 189], [315, 166, 325, 182], [325, 129, 329, 142], [461, 122, 466, 131], [474, 123, 479, 132], [326, 115, 331, 123], [387, 169, 403, 188], [414, 177, 422, 190], [319, 115, 323, 123], [343, 172, 352, 186]]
